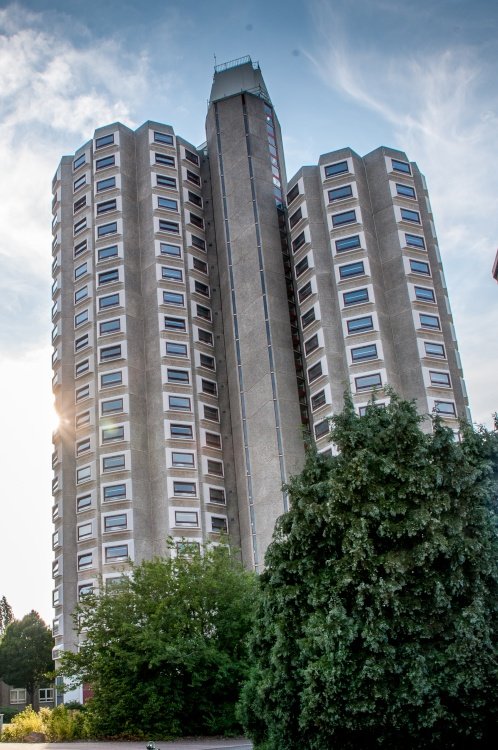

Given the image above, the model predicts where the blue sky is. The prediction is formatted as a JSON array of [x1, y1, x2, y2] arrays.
[[1, 0, 497, 623]]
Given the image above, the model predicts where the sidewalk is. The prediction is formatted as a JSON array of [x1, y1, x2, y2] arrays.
[[0, 741, 251, 750]]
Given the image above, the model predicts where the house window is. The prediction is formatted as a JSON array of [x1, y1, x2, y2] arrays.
[[76, 438, 91, 455], [424, 342, 445, 358], [172, 451, 195, 467], [97, 199, 117, 214], [75, 411, 90, 428], [173, 481, 196, 496], [162, 267, 183, 282], [287, 183, 299, 204], [186, 170, 200, 186], [95, 155, 115, 170], [289, 207, 302, 228], [201, 379, 217, 396], [103, 454, 126, 472], [105, 545, 129, 562], [78, 552, 93, 570], [339, 261, 364, 279], [74, 195, 87, 213], [325, 160, 348, 178], [355, 373, 382, 391], [308, 362, 323, 383], [184, 148, 199, 165], [100, 318, 121, 335], [401, 208, 420, 224], [204, 405, 219, 422], [405, 233, 425, 249], [188, 190, 202, 207], [160, 242, 181, 257], [292, 232, 306, 253], [155, 153, 175, 167], [74, 262, 88, 280], [170, 424, 193, 439], [207, 459, 223, 476], [191, 235, 206, 251], [78, 583, 93, 599], [396, 183, 416, 198], [159, 219, 180, 234], [392, 158, 411, 174], [78, 523, 92, 540], [99, 293, 120, 309], [168, 395, 191, 411], [200, 354, 215, 370], [434, 401, 456, 416], [157, 174, 177, 189], [98, 269, 119, 285], [335, 234, 361, 252], [347, 315, 374, 334], [304, 333, 319, 355], [75, 359, 89, 376], [196, 304, 211, 321], [95, 133, 114, 149], [76, 493, 92, 511], [74, 218, 87, 235], [76, 466, 91, 483], [301, 307, 316, 328], [298, 281, 313, 303], [314, 419, 329, 439], [75, 334, 88, 352], [10, 689, 27, 705], [429, 371, 451, 387], [74, 239, 87, 257], [211, 516, 227, 533], [205, 432, 221, 449], [98, 244, 119, 261], [190, 213, 204, 229], [163, 291, 184, 306], [103, 483, 127, 501], [75, 384, 90, 402], [97, 222, 117, 237], [420, 313, 440, 330], [351, 343, 378, 362], [75, 286, 88, 304], [332, 210, 356, 227], [154, 131, 174, 145], [100, 344, 122, 362], [101, 371, 123, 387], [343, 288, 369, 306], [311, 390, 326, 411], [166, 341, 188, 357], [410, 259, 430, 275], [73, 153, 86, 170], [295, 256, 309, 277], [158, 197, 178, 211], [328, 184, 353, 202], [193, 257, 208, 274], [102, 425, 125, 442], [414, 286, 435, 302], [96, 177, 116, 192], [104, 514, 127, 532], [165, 316, 186, 331], [167, 369, 189, 383], [209, 487, 226, 504], [194, 280, 209, 297], [174, 511, 198, 527]]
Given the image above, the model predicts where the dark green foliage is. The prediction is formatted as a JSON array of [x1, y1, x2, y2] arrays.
[[59, 544, 257, 738], [0, 707, 20, 724], [0, 611, 53, 711], [239, 395, 498, 749], [0, 596, 13, 637]]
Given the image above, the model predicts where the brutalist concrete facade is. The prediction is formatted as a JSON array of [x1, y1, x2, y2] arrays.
[[51, 58, 469, 694]]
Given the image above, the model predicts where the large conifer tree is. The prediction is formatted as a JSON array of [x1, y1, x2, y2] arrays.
[[239, 395, 498, 749]]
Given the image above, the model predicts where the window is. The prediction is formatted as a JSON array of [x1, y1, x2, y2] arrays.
[[339, 261, 364, 279], [97, 200, 117, 216], [99, 293, 120, 309], [163, 291, 184, 307], [204, 405, 219, 422], [328, 185, 353, 202], [157, 174, 177, 189], [187, 169, 201, 186], [420, 313, 441, 331], [75, 411, 90, 428], [196, 304, 211, 321], [308, 362, 323, 383], [155, 152, 175, 167], [355, 373, 382, 391], [100, 318, 121, 335], [167, 369, 189, 383], [325, 160, 348, 178], [193, 256, 208, 274], [78, 583, 93, 599], [173, 481, 196, 496], [298, 281, 313, 303], [287, 183, 300, 204], [351, 343, 378, 362], [424, 342, 445, 358], [172, 451, 195, 467], [98, 269, 119, 285], [78, 523, 92, 540], [191, 235, 206, 251], [194, 280, 209, 297], [160, 242, 181, 257], [101, 398, 124, 415], [171, 424, 194, 439], [154, 131, 174, 145], [100, 344, 122, 361], [166, 341, 188, 357], [158, 196, 178, 211], [74, 195, 86, 213], [73, 174, 86, 191], [292, 232, 306, 253], [405, 233, 425, 249], [335, 234, 361, 252], [73, 153, 86, 170], [314, 419, 329, 439], [95, 155, 115, 170], [98, 244, 119, 261], [76, 438, 91, 456], [10, 688, 27, 705], [211, 516, 227, 533], [188, 190, 202, 207], [304, 333, 319, 355], [101, 370, 123, 387], [429, 371, 451, 387], [289, 207, 302, 228], [190, 213, 204, 229], [97, 176, 116, 192], [76, 466, 91, 483], [343, 288, 369, 306], [185, 148, 199, 165], [401, 208, 420, 224], [207, 459, 223, 476], [75, 286, 88, 304], [162, 267, 183, 282], [102, 425, 125, 442], [434, 401, 456, 416], [414, 286, 435, 302], [77, 493, 92, 511], [205, 431, 221, 449], [209, 487, 226, 504], [168, 395, 191, 411], [75, 359, 89, 376], [200, 353, 215, 370], [311, 390, 326, 411], [165, 316, 186, 331], [391, 158, 411, 174], [96, 133, 114, 149], [105, 544, 129, 562], [410, 259, 430, 275], [159, 219, 180, 234], [76, 384, 90, 402], [201, 379, 217, 396], [301, 307, 316, 328], [198, 329, 213, 346], [295, 256, 309, 278], [347, 315, 374, 334], [174, 511, 199, 527], [74, 239, 87, 257], [103, 454, 125, 472], [97, 222, 117, 237], [104, 483, 127, 501], [52, 589, 60, 606], [75, 334, 88, 352], [104, 514, 127, 531], [75, 262, 88, 280], [396, 183, 416, 198]]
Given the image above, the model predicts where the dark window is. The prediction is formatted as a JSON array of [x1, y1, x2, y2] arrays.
[[99, 293, 120, 309], [193, 257, 208, 273], [355, 373, 382, 390], [200, 354, 215, 370], [295, 256, 309, 278], [211, 516, 227, 532], [95, 155, 115, 170], [157, 174, 177, 189], [167, 369, 189, 383], [204, 405, 219, 422], [205, 432, 221, 449], [201, 379, 217, 396], [287, 183, 299, 204], [184, 149, 199, 165], [289, 207, 302, 228], [171, 424, 193, 439], [414, 286, 435, 302], [420, 314, 440, 330], [207, 459, 223, 476], [301, 307, 316, 328], [98, 269, 119, 285], [305, 334, 319, 355], [198, 328, 213, 345], [155, 152, 175, 167], [188, 191, 202, 207], [158, 197, 178, 211], [392, 158, 411, 174], [292, 232, 306, 253], [74, 174, 86, 191], [325, 160, 348, 177], [298, 281, 313, 303], [100, 344, 121, 361], [159, 219, 180, 234], [311, 390, 326, 411], [405, 233, 425, 249], [186, 170, 200, 186], [73, 196, 86, 213], [74, 218, 87, 234], [347, 315, 374, 334], [351, 343, 378, 362], [191, 235, 206, 251], [174, 481, 196, 495], [314, 419, 329, 438], [332, 210, 356, 227], [189, 213, 204, 229], [196, 304, 211, 321], [424, 342, 445, 358], [95, 133, 114, 149], [410, 259, 430, 275], [209, 487, 226, 504], [194, 280, 209, 296], [74, 239, 87, 257], [165, 316, 186, 331], [343, 288, 369, 306], [98, 244, 118, 261], [335, 234, 361, 253], [328, 184, 353, 202], [308, 362, 323, 383], [396, 183, 416, 198], [339, 261, 364, 279], [154, 131, 174, 145], [160, 242, 181, 257], [75, 334, 89, 352]]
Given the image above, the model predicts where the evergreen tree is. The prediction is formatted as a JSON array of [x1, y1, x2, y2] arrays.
[[59, 543, 257, 738], [0, 595, 13, 637], [239, 395, 498, 749]]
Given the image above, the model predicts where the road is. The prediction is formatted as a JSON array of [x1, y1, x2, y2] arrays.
[[0, 741, 251, 750]]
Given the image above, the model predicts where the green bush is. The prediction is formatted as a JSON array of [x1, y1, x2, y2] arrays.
[[0, 708, 19, 725]]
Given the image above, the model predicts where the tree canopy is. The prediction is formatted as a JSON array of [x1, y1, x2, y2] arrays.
[[239, 395, 498, 749], [0, 595, 13, 637], [59, 543, 258, 738], [0, 610, 53, 710]]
